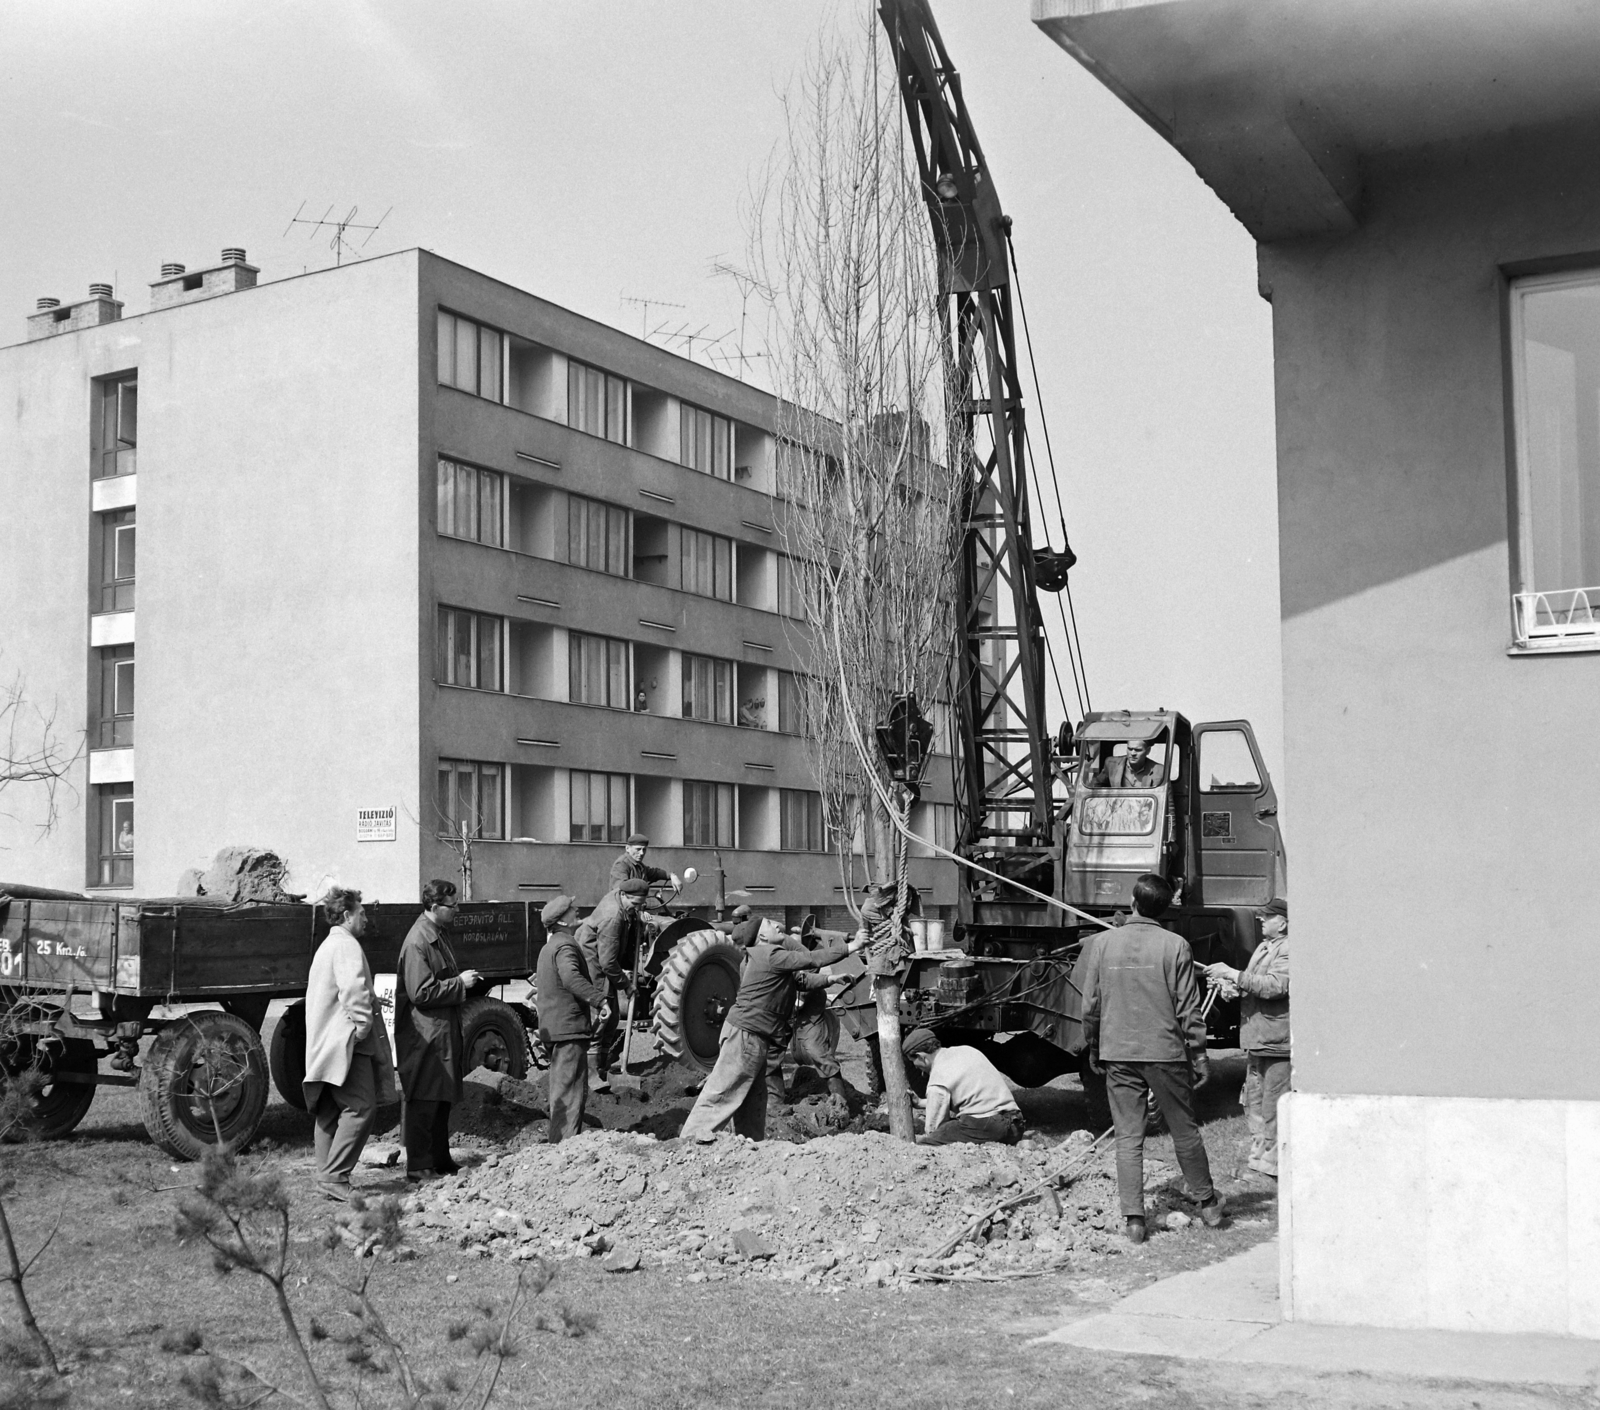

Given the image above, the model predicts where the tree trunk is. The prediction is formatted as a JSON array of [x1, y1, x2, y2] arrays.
[[0, 1196, 58, 1374], [874, 977, 915, 1141]]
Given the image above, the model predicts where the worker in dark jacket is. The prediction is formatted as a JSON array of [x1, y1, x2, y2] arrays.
[[534, 894, 612, 1143], [608, 833, 679, 892], [1081, 872, 1224, 1242], [1205, 897, 1290, 1177], [395, 879, 482, 1182], [680, 916, 865, 1142], [574, 877, 647, 1092]]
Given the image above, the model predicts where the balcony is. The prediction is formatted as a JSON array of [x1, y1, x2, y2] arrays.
[[1512, 587, 1600, 652]]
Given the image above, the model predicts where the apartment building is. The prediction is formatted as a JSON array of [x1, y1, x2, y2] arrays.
[[0, 247, 957, 921]]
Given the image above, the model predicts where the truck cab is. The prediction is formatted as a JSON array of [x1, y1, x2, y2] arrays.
[[1060, 710, 1285, 914]]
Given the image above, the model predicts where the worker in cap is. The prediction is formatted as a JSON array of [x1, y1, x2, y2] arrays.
[[731, 903, 753, 921], [609, 832, 680, 894], [574, 877, 651, 1093], [899, 1028, 1024, 1146], [534, 895, 611, 1142], [730, 911, 763, 947], [680, 918, 867, 1143], [1204, 898, 1289, 1178], [769, 939, 855, 1108]]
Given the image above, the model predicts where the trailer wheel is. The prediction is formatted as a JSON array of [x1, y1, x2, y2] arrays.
[[268, 1002, 308, 1110], [461, 997, 528, 1081], [0, 1032, 98, 1141], [651, 929, 741, 1072], [140, 1011, 270, 1160]]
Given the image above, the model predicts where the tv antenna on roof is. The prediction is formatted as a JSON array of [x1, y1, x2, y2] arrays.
[[709, 259, 772, 383], [283, 202, 393, 266], [621, 294, 685, 340]]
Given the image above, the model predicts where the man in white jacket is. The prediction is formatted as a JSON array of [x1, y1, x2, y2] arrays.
[[303, 887, 395, 1200]]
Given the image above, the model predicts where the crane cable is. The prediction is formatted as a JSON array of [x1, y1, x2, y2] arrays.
[[1005, 229, 1093, 718]]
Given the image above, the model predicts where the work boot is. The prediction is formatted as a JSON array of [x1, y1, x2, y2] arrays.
[[826, 1075, 853, 1105], [1197, 1193, 1228, 1228], [1124, 1216, 1147, 1244]]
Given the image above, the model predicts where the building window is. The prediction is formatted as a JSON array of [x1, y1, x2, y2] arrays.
[[570, 769, 630, 843], [680, 402, 732, 479], [780, 789, 825, 852], [437, 457, 505, 548], [681, 528, 732, 601], [437, 607, 503, 691], [777, 670, 805, 735], [437, 310, 503, 402], [95, 645, 134, 748], [95, 376, 137, 480], [93, 783, 133, 887], [97, 508, 136, 613], [567, 495, 631, 577], [568, 360, 630, 444], [436, 758, 504, 840], [776, 555, 808, 620], [568, 632, 629, 708], [737, 664, 767, 729], [682, 653, 734, 724], [683, 780, 734, 848], [1510, 270, 1600, 645]]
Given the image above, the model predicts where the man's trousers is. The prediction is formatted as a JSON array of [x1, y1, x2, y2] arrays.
[[304, 1052, 378, 1186], [680, 1023, 769, 1142], [1243, 1051, 1290, 1175], [546, 1039, 589, 1143], [1104, 1060, 1215, 1217]]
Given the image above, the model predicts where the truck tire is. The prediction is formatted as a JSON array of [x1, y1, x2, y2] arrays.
[[268, 1002, 308, 1110], [461, 997, 528, 1081], [0, 1033, 98, 1141], [651, 929, 741, 1073], [140, 1011, 270, 1160]]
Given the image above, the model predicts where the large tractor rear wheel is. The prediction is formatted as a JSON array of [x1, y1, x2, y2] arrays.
[[651, 929, 741, 1073], [140, 1011, 270, 1160]]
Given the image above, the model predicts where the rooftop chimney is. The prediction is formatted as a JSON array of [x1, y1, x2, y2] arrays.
[[27, 286, 122, 340], [149, 248, 259, 309]]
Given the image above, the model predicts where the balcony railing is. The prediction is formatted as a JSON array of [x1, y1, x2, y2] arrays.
[[1513, 587, 1600, 646]]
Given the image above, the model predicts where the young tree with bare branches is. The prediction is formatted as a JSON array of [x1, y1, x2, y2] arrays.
[[0, 669, 83, 840], [752, 8, 967, 1141]]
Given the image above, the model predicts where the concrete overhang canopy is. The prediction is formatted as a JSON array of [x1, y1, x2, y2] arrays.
[[1032, 0, 1600, 241]]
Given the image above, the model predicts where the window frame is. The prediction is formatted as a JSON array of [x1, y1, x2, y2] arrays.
[[435, 758, 505, 840], [567, 359, 632, 445], [779, 788, 825, 852], [93, 782, 134, 887], [94, 375, 137, 481], [568, 769, 631, 844], [436, 309, 505, 403], [681, 527, 733, 602], [682, 779, 735, 849], [97, 508, 136, 613], [436, 606, 505, 692], [679, 401, 733, 480], [567, 631, 630, 710], [567, 494, 632, 578], [682, 653, 734, 724], [437, 456, 506, 549]]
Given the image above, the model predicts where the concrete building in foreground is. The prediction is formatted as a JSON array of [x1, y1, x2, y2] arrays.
[[1037, 0, 1600, 1340], [0, 248, 956, 920]]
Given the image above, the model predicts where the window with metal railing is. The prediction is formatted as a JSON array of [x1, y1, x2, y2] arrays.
[[1510, 269, 1600, 648]]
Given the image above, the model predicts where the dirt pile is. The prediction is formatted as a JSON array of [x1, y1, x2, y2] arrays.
[[177, 847, 295, 902], [399, 1125, 1195, 1291]]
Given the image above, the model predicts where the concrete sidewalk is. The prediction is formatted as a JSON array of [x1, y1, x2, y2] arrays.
[[1034, 1239, 1600, 1388]]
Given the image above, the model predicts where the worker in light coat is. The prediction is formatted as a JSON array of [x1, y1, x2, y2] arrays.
[[1206, 897, 1290, 1177], [534, 894, 611, 1142], [302, 887, 397, 1200], [394, 879, 482, 1181]]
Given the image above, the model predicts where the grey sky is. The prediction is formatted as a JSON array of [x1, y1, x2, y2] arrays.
[[1, 0, 1284, 815]]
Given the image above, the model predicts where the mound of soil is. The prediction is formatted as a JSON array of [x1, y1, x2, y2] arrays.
[[398, 1119, 1197, 1291]]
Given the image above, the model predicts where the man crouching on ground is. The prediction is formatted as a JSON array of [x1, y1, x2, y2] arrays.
[[679, 915, 865, 1143], [902, 1029, 1026, 1145], [1082, 872, 1225, 1243]]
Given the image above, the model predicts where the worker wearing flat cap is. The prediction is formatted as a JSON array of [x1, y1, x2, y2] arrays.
[[609, 833, 679, 893], [1205, 897, 1289, 1178], [680, 916, 867, 1142], [534, 895, 611, 1142], [574, 877, 650, 1092], [902, 1028, 1025, 1145]]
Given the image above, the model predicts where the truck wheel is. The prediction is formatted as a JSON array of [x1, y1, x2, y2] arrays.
[[461, 997, 528, 1081], [0, 1033, 98, 1141], [651, 929, 741, 1073], [268, 1002, 308, 1110], [140, 1011, 270, 1160]]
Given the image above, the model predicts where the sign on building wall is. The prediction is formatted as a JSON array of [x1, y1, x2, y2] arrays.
[[357, 807, 397, 843]]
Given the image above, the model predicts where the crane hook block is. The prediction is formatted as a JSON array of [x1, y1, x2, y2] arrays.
[[875, 693, 936, 786], [1034, 545, 1077, 592]]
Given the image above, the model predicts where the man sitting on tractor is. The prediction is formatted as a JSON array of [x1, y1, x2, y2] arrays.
[[609, 833, 680, 893]]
